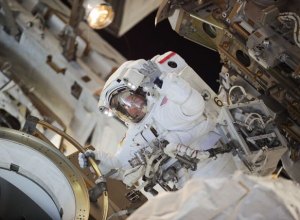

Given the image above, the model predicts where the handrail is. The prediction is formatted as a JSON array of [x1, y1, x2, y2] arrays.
[[35, 119, 109, 220]]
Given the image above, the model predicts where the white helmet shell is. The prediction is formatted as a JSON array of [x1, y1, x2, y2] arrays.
[[98, 51, 188, 116], [98, 59, 147, 112]]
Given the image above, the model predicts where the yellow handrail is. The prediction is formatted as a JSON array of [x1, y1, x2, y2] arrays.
[[36, 120, 109, 220]]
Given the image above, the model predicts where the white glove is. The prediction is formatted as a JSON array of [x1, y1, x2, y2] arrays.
[[123, 165, 146, 187], [78, 150, 96, 169], [163, 143, 178, 158], [164, 143, 210, 160]]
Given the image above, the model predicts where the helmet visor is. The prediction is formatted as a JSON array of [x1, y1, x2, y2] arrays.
[[110, 90, 147, 123]]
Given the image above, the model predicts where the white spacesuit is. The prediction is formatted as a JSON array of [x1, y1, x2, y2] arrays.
[[127, 172, 300, 220], [79, 51, 237, 193]]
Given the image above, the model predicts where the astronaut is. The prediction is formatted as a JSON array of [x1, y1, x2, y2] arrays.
[[78, 51, 236, 193]]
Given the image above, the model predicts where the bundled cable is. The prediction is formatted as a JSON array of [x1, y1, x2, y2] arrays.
[[278, 12, 300, 48]]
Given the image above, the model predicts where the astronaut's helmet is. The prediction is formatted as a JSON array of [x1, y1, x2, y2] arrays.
[[98, 60, 148, 123], [109, 89, 147, 123]]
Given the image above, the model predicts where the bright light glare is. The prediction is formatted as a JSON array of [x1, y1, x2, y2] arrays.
[[87, 4, 114, 29], [107, 111, 113, 117]]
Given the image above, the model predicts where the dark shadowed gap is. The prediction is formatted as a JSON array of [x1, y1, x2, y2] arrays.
[[98, 11, 222, 92]]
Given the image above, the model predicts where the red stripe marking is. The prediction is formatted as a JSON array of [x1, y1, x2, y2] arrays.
[[158, 51, 176, 64]]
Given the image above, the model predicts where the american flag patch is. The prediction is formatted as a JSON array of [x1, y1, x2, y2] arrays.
[[160, 96, 168, 106]]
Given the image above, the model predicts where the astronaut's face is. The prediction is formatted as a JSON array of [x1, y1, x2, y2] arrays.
[[123, 94, 146, 119], [110, 90, 147, 123]]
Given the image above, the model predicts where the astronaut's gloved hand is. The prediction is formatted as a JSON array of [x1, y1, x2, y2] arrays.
[[163, 143, 178, 158], [78, 150, 97, 169]]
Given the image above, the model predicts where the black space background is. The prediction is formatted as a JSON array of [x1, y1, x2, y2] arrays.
[[97, 11, 222, 92]]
